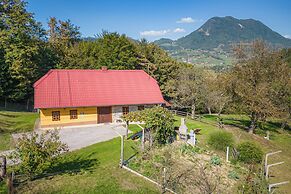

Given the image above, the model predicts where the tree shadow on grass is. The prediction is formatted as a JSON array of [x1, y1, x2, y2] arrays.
[[222, 118, 251, 132], [48, 156, 100, 175], [14, 156, 100, 188]]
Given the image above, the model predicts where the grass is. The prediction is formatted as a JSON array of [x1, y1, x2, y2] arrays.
[[175, 114, 291, 193], [11, 138, 159, 193], [0, 110, 38, 151], [1, 111, 289, 193], [128, 124, 143, 134]]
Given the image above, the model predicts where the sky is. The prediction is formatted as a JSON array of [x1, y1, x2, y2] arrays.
[[26, 0, 291, 41]]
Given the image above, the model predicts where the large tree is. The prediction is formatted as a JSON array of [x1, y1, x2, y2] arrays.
[[0, 0, 53, 102], [168, 66, 205, 118], [229, 41, 291, 133]]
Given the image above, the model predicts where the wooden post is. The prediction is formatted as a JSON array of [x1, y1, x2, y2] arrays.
[[0, 156, 6, 178], [266, 131, 270, 140], [120, 135, 124, 167], [162, 167, 166, 194], [226, 146, 229, 162]]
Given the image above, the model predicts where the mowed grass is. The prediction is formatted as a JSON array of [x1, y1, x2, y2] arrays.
[[175, 114, 291, 193], [14, 138, 159, 194], [0, 110, 38, 151]]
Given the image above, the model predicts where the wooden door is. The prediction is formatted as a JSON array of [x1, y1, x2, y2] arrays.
[[97, 107, 112, 123]]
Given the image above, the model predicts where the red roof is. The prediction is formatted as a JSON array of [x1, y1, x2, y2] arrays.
[[34, 69, 165, 109]]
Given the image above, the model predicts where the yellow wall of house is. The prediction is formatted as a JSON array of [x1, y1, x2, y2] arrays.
[[40, 107, 97, 127]]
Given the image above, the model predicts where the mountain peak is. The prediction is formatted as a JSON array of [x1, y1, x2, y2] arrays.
[[155, 16, 291, 50]]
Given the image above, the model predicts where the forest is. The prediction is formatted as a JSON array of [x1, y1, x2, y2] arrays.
[[0, 0, 290, 134]]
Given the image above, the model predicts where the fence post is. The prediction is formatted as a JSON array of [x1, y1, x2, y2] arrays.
[[120, 135, 124, 167], [226, 146, 229, 162], [162, 167, 167, 194], [0, 156, 6, 178]]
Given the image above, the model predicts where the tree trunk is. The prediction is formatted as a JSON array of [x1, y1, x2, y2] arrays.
[[281, 121, 287, 129], [191, 104, 196, 119], [26, 98, 30, 111], [249, 112, 257, 134], [218, 105, 223, 117], [207, 107, 212, 115], [4, 98, 7, 109]]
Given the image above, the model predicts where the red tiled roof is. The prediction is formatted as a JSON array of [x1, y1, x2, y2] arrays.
[[34, 69, 165, 109]]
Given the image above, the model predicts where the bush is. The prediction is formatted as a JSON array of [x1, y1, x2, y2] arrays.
[[207, 131, 234, 150], [237, 142, 263, 164], [11, 130, 68, 179]]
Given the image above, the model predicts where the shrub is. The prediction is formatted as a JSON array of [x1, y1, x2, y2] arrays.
[[207, 131, 234, 150], [210, 155, 221, 165], [237, 142, 263, 164], [11, 130, 68, 179]]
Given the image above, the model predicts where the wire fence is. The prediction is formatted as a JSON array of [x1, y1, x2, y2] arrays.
[[0, 100, 34, 112]]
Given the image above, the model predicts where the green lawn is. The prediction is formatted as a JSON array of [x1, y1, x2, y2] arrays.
[[128, 124, 143, 134], [12, 138, 159, 194], [0, 110, 38, 151]]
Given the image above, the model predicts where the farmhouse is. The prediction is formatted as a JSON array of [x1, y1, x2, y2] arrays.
[[34, 67, 165, 128]]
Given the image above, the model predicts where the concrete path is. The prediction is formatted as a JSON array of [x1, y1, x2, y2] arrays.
[[58, 124, 128, 151], [1, 124, 129, 164]]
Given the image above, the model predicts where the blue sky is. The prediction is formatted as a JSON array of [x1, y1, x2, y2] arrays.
[[27, 0, 291, 41]]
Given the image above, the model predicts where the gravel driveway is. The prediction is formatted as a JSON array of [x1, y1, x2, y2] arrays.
[[58, 124, 128, 151], [1, 124, 129, 164]]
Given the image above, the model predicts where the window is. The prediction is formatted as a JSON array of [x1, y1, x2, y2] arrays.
[[52, 111, 60, 121], [70, 110, 78, 119], [122, 107, 129, 115], [138, 105, 144, 111]]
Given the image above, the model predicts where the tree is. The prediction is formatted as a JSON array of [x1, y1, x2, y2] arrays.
[[229, 41, 291, 133], [168, 66, 205, 118], [11, 130, 68, 179], [123, 106, 175, 145], [0, 0, 55, 102]]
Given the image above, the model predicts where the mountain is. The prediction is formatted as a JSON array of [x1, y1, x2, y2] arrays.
[[155, 16, 291, 50], [154, 16, 291, 70]]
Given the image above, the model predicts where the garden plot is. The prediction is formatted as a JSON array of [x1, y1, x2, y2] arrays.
[[127, 141, 241, 194]]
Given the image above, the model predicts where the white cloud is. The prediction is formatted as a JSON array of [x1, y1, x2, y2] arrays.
[[284, 34, 291, 39], [173, 28, 185, 33], [140, 30, 171, 37], [176, 17, 203, 24], [177, 17, 195, 23]]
